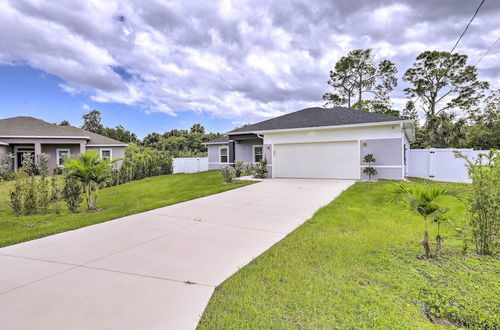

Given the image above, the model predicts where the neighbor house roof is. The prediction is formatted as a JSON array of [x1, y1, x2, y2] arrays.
[[203, 136, 229, 145], [0, 116, 126, 145], [228, 107, 408, 134]]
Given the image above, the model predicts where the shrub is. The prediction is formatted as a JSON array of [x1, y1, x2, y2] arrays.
[[21, 153, 36, 176], [24, 176, 39, 215], [455, 150, 499, 255], [9, 170, 26, 215], [244, 162, 256, 175], [50, 175, 60, 202], [36, 153, 50, 175], [220, 166, 236, 183], [62, 175, 83, 213], [53, 167, 64, 175], [253, 159, 268, 179], [38, 174, 50, 214], [362, 153, 378, 181], [0, 153, 14, 181], [234, 161, 245, 177]]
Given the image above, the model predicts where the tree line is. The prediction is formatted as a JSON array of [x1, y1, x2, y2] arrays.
[[323, 49, 499, 150], [58, 109, 222, 157]]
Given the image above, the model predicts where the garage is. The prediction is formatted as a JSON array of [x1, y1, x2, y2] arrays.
[[273, 141, 360, 179]]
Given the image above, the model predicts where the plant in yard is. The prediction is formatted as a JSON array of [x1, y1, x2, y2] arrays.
[[53, 167, 64, 175], [62, 175, 83, 213], [455, 150, 499, 255], [243, 162, 255, 176], [362, 153, 378, 181], [253, 159, 268, 179], [64, 151, 113, 211], [24, 176, 39, 215], [219, 166, 236, 184], [36, 153, 50, 175], [0, 153, 14, 181], [38, 173, 50, 214], [9, 170, 27, 215], [50, 175, 60, 202], [234, 161, 245, 178], [21, 153, 36, 176], [389, 183, 462, 258]]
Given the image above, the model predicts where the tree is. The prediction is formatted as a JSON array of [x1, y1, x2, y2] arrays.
[[403, 51, 489, 119], [402, 100, 418, 122], [64, 151, 113, 211], [59, 120, 70, 126], [323, 49, 397, 108], [353, 100, 400, 117], [362, 154, 377, 181], [190, 123, 205, 135], [81, 109, 104, 133], [101, 125, 139, 143], [389, 183, 462, 258], [466, 89, 500, 149]]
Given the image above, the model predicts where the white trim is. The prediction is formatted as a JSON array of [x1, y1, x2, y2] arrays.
[[100, 148, 112, 160], [56, 149, 70, 167], [360, 165, 402, 168], [252, 145, 263, 163], [203, 142, 228, 146], [0, 135, 91, 140], [228, 120, 412, 135], [0, 142, 8, 146], [357, 140, 361, 180], [219, 146, 229, 163], [209, 162, 235, 165], [87, 144, 128, 147]]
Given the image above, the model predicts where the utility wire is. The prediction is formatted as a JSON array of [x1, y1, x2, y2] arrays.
[[474, 34, 500, 66], [450, 0, 487, 54]]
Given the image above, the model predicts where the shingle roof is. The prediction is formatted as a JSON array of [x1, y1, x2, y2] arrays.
[[228, 107, 406, 134], [204, 136, 229, 144], [0, 116, 126, 145]]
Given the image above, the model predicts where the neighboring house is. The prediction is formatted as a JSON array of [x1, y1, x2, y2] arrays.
[[0, 116, 127, 173], [205, 107, 414, 180]]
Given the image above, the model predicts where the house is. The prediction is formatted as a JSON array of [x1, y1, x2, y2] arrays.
[[205, 107, 414, 180], [0, 116, 127, 173]]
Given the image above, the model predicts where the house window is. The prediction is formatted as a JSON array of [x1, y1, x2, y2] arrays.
[[253, 145, 263, 162], [56, 149, 70, 167], [220, 147, 228, 163], [100, 148, 112, 160]]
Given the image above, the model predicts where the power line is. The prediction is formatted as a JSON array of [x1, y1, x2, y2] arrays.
[[450, 0, 487, 54], [474, 34, 500, 66]]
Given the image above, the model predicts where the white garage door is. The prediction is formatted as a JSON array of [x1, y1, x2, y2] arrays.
[[273, 141, 359, 179]]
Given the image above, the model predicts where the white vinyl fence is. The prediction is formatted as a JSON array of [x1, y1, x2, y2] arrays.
[[172, 157, 208, 174], [406, 148, 488, 183]]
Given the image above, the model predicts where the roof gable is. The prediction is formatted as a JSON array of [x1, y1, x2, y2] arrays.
[[0, 116, 125, 145], [228, 107, 405, 134]]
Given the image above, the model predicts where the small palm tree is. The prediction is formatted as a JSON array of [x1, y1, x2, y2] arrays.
[[389, 183, 462, 258], [64, 151, 113, 211]]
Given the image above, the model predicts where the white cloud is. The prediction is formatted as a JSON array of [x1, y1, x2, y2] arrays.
[[0, 0, 498, 123]]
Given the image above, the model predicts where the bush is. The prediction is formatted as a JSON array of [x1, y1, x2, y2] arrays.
[[21, 153, 36, 176], [108, 143, 173, 187], [24, 176, 38, 215], [36, 153, 50, 175], [253, 159, 268, 179], [234, 161, 245, 177], [220, 166, 236, 183], [62, 175, 83, 213], [455, 150, 499, 255], [53, 167, 64, 175], [50, 175, 60, 202], [9, 171, 26, 215], [38, 174, 50, 214], [0, 153, 14, 181]]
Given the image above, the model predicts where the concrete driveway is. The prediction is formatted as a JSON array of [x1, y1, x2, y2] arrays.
[[0, 179, 354, 330]]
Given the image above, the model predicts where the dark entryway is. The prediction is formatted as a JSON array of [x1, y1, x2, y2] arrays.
[[16, 150, 35, 169]]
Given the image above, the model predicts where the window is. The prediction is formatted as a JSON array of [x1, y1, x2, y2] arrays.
[[253, 145, 263, 162], [56, 149, 70, 167], [100, 148, 112, 160], [220, 147, 228, 163]]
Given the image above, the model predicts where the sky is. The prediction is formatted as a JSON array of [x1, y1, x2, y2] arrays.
[[0, 0, 499, 138]]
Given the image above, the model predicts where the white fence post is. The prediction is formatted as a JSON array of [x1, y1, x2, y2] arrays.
[[172, 157, 208, 174], [407, 148, 488, 183]]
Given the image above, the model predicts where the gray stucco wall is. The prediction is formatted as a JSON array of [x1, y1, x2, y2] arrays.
[[235, 140, 262, 163], [208, 144, 229, 170], [360, 138, 403, 180], [41, 144, 81, 172]]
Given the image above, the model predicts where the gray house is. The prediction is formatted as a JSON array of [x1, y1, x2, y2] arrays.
[[0, 116, 127, 173], [205, 107, 414, 180]]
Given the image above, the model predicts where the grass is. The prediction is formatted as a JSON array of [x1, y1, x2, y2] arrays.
[[0, 171, 253, 248], [198, 180, 499, 329]]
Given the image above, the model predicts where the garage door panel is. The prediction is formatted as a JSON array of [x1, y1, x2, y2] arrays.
[[274, 142, 359, 179]]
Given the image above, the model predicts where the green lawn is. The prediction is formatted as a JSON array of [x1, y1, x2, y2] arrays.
[[198, 180, 499, 329], [0, 171, 253, 248]]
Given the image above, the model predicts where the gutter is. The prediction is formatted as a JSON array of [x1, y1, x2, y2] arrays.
[[0, 135, 91, 140]]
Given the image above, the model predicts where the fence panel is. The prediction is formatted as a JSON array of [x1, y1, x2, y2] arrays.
[[407, 149, 488, 183], [172, 157, 208, 174]]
